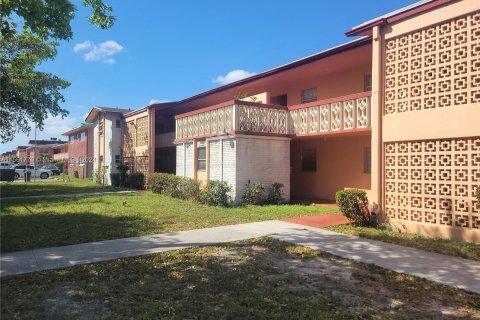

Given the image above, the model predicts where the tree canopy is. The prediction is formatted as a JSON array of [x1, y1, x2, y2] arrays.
[[0, 0, 115, 143]]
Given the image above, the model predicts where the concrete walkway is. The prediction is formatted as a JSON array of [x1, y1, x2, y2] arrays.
[[1, 190, 137, 201], [1, 221, 479, 294]]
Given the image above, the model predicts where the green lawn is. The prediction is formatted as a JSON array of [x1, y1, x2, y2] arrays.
[[328, 224, 480, 261], [0, 192, 337, 252], [2, 238, 478, 319], [0, 177, 126, 198]]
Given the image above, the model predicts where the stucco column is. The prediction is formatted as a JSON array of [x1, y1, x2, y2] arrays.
[[370, 25, 383, 218]]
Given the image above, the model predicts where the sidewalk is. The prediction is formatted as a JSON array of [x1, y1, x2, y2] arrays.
[[1, 220, 479, 294]]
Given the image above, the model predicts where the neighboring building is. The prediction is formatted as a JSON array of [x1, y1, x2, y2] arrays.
[[62, 124, 94, 178], [26, 139, 67, 165], [85, 107, 132, 184], [15, 146, 28, 164], [84, 0, 479, 242], [51, 143, 69, 167]]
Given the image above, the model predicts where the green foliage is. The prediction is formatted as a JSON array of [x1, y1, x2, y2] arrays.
[[110, 173, 121, 187], [126, 172, 145, 190], [242, 182, 265, 205], [201, 180, 231, 207], [94, 166, 107, 185], [0, 169, 15, 182], [335, 189, 374, 227], [0, 0, 115, 142], [265, 183, 284, 205], [55, 161, 64, 172], [178, 178, 202, 202], [242, 182, 284, 205], [148, 173, 231, 206], [116, 163, 129, 186], [148, 173, 182, 196], [337, 190, 372, 225], [73, 171, 79, 179]]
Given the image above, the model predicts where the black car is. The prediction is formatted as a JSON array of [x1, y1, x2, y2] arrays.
[[40, 165, 61, 175]]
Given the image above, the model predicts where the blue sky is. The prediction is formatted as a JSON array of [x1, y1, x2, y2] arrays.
[[2, 0, 416, 151]]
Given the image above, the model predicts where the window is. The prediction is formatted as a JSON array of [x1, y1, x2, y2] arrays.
[[301, 88, 317, 103], [69, 157, 76, 164], [197, 145, 206, 171], [301, 149, 316, 172], [79, 156, 86, 164], [115, 155, 121, 164], [80, 132, 86, 141], [116, 119, 121, 128], [364, 147, 371, 174], [364, 74, 372, 91], [271, 94, 288, 106]]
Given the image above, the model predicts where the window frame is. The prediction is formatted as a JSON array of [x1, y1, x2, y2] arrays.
[[301, 88, 318, 103], [197, 145, 206, 172]]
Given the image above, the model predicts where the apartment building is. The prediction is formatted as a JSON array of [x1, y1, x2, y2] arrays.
[[62, 124, 94, 178], [85, 107, 131, 184], [87, 0, 479, 242]]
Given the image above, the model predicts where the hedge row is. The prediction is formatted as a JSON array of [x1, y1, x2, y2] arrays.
[[110, 172, 145, 190], [148, 173, 231, 206], [241, 181, 284, 205]]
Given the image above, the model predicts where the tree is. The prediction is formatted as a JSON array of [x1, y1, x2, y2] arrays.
[[0, 0, 115, 143]]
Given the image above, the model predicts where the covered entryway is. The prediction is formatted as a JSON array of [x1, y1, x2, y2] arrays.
[[290, 131, 371, 201]]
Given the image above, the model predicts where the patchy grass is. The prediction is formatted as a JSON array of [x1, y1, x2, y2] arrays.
[[2, 238, 479, 319], [328, 224, 480, 261], [0, 177, 127, 198], [0, 192, 337, 252]]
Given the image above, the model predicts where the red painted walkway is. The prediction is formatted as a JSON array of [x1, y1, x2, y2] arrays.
[[281, 213, 349, 229]]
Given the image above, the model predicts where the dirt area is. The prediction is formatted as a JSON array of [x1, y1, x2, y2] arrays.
[[2, 238, 479, 319]]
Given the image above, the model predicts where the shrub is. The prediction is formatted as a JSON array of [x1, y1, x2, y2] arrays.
[[73, 170, 79, 178], [126, 172, 145, 190], [55, 161, 64, 173], [179, 178, 202, 201], [335, 189, 375, 227], [265, 183, 284, 205], [110, 173, 121, 187], [201, 180, 231, 207], [242, 182, 265, 205], [148, 173, 182, 196], [0, 169, 15, 182], [116, 163, 130, 186]]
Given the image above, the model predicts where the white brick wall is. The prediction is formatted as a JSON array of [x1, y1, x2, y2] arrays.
[[208, 140, 221, 181], [175, 135, 290, 203], [235, 136, 290, 202], [176, 144, 185, 176]]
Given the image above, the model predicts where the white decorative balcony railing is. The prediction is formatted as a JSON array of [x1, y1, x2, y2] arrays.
[[288, 92, 371, 135], [175, 92, 371, 140]]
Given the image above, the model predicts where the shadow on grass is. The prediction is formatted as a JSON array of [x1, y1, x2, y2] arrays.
[[0, 180, 126, 198], [2, 239, 479, 319], [1, 207, 157, 253]]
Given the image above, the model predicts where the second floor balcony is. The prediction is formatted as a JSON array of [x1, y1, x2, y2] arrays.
[[175, 91, 371, 141]]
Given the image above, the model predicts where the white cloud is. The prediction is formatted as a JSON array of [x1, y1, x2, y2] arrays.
[[1, 116, 77, 152], [148, 99, 170, 105], [73, 40, 93, 53], [212, 69, 256, 85], [73, 40, 124, 64]]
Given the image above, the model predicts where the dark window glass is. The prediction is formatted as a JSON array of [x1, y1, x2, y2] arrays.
[[115, 155, 121, 164], [301, 88, 317, 103], [197, 146, 206, 171], [364, 74, 372, 91], [364, 146, 371, 174], [301, 149, 316, 172], [116, 119, 121, 128]]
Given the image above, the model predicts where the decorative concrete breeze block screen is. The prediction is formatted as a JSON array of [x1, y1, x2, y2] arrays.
[[384, 137, 480, 229], [136, 116, 149, 147], [238, 105, 288, 134], [176, 106, 233, 139], [384, 11, 480, 114]]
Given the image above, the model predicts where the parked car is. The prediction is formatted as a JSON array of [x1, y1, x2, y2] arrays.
[[40, 165, 61, 175], [0, 162, 12, 168], [11, 165, 53, 180]]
